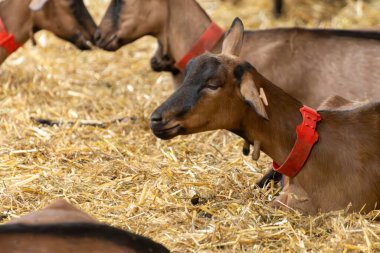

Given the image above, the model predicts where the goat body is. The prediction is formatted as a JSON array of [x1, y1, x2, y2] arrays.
[[0, 200, 169, 253], [150, 18, 380, 214], [96, 0, 380, 106]]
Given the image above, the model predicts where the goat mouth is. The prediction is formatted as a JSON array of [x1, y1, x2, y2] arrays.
[[69, 33, 92, 50], [97, 34, 119, 51], [151, 124, 182, 140], [76, 40, 92, 50]]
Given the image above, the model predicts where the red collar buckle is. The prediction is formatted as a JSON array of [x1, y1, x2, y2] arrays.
[[0, 17, 21, 55], [273, 106, 321, 178], [175, 22, 225, 71]]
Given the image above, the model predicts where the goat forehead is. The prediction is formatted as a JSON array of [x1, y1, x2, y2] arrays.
[[184, 56, 224, 85]]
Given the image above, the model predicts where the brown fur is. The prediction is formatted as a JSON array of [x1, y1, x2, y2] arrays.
[[97, 0, 380, 185], [0, 0, 97, 64], [317, 95, 367, 111], [8, 199, 98, 225], [0, 200, 169, 253], [96, 0, 380, 106], [150, 19, 380, 215]]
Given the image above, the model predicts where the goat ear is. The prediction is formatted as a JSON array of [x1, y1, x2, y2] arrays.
[[29, 0, 49, 11], [222, 17, 244, 56], [237, 67, 268, 120]]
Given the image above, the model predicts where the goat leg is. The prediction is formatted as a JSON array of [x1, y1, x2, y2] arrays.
[[256, 169, 283, 188], [243, 140, 282, 189]]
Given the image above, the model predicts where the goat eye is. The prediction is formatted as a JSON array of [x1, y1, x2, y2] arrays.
[[205, 84, 220, 91]]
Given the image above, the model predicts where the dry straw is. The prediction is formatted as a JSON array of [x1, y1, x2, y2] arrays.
[[0, 0, 379, 252]]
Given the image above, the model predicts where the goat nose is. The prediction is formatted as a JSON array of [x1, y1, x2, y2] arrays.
[[150, 112, 163, 124]]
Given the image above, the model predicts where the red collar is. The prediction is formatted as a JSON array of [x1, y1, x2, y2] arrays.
[[0, 17, 21, 55], [272, 106, 321, 178], [174, 22, 225, 71]]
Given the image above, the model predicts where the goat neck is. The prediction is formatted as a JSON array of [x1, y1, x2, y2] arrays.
[[0, 0, 32, 64], [239, 73, 304, 165], [163, 0, 215, 62]]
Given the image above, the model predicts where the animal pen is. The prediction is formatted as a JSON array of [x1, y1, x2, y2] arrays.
[[0, 0, 379, 252]]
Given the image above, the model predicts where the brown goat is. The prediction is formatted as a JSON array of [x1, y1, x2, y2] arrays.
[[0, 199, 170, 253], [96, 0, 380, 107], [150, 18, 380, 215], [0, 0, 97, 64], [96, 0, 380, 188]]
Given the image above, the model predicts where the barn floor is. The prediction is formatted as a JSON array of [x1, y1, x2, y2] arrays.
[[0, 0, 379, 252]]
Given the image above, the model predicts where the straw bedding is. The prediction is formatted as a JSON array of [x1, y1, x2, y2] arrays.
[[0, 0, 379, 252]]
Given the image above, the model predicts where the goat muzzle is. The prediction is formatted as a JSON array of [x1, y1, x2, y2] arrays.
[[150, 112, 182, 140], [95, 32, 119, 51]]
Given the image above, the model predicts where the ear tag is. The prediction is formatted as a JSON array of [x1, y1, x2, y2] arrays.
[[259, 88, 268, 106]]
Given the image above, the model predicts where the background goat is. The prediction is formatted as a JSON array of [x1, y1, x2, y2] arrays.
[[0, 0, 97, 65]]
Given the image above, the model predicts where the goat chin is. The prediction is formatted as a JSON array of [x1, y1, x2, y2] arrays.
[[68, 33, 93, 50], [151, 125, 182, 140]]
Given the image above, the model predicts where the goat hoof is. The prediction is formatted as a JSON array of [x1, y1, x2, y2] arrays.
[[255, 170, 283, 188]]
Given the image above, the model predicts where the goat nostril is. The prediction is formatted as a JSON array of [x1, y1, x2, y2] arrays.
[[150, 113, 163, 123], [163, 55, 171, 61]]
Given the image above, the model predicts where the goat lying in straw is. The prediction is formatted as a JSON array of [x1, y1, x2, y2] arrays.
[[96, 0, 380, 187], [0, 199, 169, 253], [150, 18, 380, 215]]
